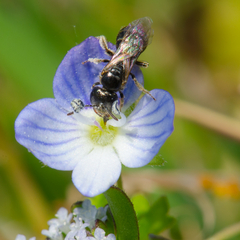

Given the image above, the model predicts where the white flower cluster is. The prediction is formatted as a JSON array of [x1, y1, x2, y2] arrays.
[[15, 199, 115, 240]]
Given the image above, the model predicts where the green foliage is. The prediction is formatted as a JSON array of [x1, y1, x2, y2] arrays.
[[169, 222, 183, 240], [104, 186, 139, 240], [148, 234, 171, 240], [138, 196, 175, 240], [90, 194, 108, 209], [131, 194, 150, 216], [148, 154, 166, 167], [1, 0, 240, 239], [104, 207, 116, 236]]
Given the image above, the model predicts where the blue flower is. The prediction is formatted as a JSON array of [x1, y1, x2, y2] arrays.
[[15, 37, 175, 197]]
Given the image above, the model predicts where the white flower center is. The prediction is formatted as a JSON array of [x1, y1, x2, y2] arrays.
[[88, 118, 118, 146]]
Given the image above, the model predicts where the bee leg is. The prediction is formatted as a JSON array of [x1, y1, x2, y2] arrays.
[[119, 91, 124, 110], [92, 82, 101, 88], [98, 103, 118, 123], [130, 72, 156, 100], [136, 60, 149, 68], [82, 58, 110, 65], [97, 35, 115, 56], [105, 108, 118, 121]]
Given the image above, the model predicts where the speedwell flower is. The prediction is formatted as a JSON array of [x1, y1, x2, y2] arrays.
[[47, 207, 72, 234], [15, 37, 175, 197], [15, 235, 36, 240], [73, 199, 108, 229]]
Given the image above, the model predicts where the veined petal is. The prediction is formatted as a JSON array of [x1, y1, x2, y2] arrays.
[[113, 89, 175, 168], [53, 37, 111, 111], [122, 65, 144, 111], [15, 98, 94, 170], [72, 146, 121, 197], [53, 37, 143, 112], [107, 112, 126, 127]]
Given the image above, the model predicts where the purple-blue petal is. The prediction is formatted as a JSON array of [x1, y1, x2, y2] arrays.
[[122, 64, 144, 111], [15, 98, 93, 170], [53, 37, 144, 112], [113, 89, 175, 168]]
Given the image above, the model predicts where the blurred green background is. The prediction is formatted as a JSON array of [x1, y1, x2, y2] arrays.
[[1, 0, 240, 239]]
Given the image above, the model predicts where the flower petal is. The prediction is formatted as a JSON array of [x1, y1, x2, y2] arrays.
[[15, 235, 26, 240], [107, 112, 126, 127], [113, 89, 175, 168], [72, 146, 121, 197], [122, 65, 144, 111], [53, 37, 143, 112], [106, 234, 116, 240], [56, 207, 68, 220], [94, 228, 106, 240], [53, 37, 110, 111], [15, 98, 94, 170]]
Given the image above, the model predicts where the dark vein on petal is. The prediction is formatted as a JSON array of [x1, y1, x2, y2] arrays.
[[128, 96, 171, 124], [128, 111, 172, 128], [61, 70, 76, 97], [70, 56, 85, 98], [28, 106, 78, 125], [32, 144, 83, 157], [125, 131, 167, 139], [16, 134, 81, 146], [55, 85, 68, 102], [19, 119, 82, 133]]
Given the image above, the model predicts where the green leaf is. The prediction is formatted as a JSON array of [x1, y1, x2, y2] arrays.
[[148, 154, 166, 166], [148, 234, 171, 240], [90, 194, 108, 208], [104, 206, 116, 236], [131, 194, 150, 216], [169, 222, 183, 240], [71, 201, 83, 212], [138, 196, 175, 240], [103, 186, 139, 240]]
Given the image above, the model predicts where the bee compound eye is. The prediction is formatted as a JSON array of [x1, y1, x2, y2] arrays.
[[112, 100, 120, 116]]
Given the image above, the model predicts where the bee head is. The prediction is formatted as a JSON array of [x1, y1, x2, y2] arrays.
[[90, 87, 120, 122]]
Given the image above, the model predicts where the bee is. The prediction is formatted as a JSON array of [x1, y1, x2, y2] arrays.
[[69, 17, 155, 123], [67, 88, 120, 123]]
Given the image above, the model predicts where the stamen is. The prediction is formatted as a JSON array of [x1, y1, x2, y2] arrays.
[[89, 118, 118, 146]]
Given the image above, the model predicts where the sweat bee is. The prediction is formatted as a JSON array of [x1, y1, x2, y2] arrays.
[[69, 17, 155, 123]]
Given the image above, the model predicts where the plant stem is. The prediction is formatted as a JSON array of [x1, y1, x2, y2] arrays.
[[206, 222, 240, 240], [117, 173, 123, 190], [175, 99, 240, 141]]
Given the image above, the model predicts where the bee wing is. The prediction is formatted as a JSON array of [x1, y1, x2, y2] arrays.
[[125, 17, 153, 44], [117, 17, 154, 58], [109, 54, 131, 65], [129, 17, 154, 46]]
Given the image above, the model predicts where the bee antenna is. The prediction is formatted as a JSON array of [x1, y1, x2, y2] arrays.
[[67, 111, 74, 116]]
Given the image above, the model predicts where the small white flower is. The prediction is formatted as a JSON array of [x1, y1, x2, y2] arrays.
[[95, 205, 108, 223], [15, 235, 36, 240], [65, 217, 89, 240], [41, 224, 63, 240], [47, 207, 73, 234], [73, 199, 108, 229], [92, 228, 116, 240]]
